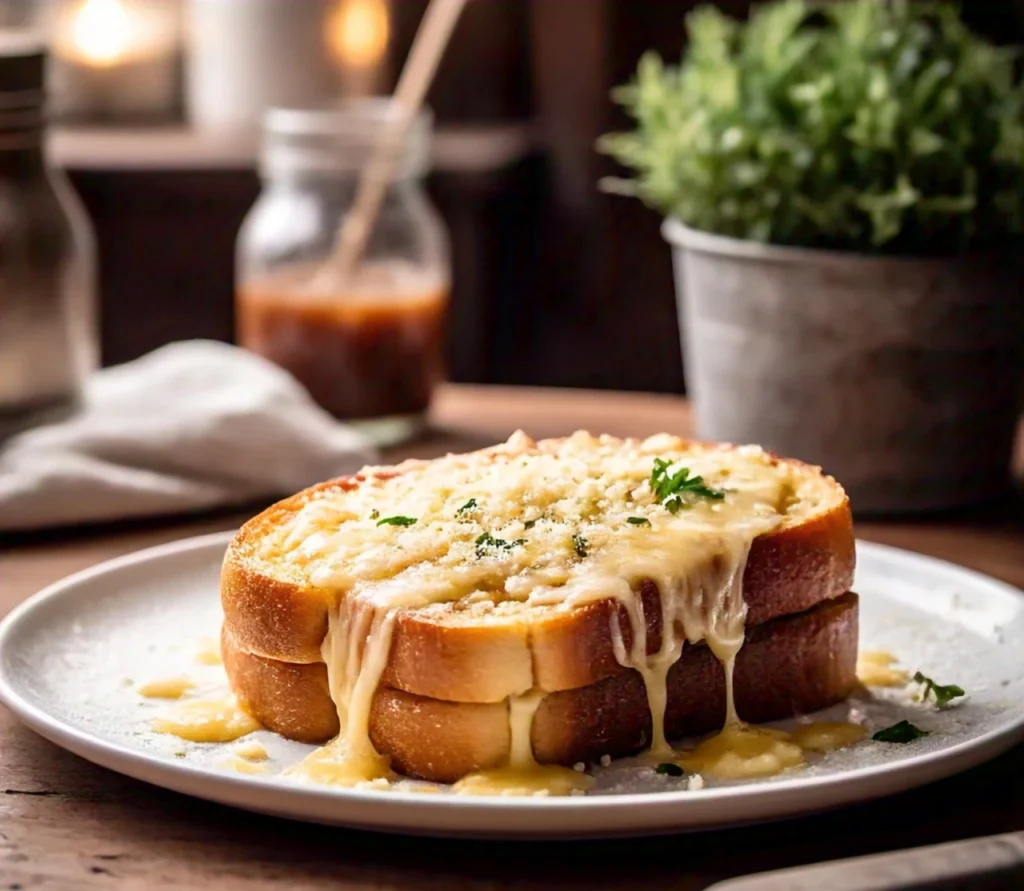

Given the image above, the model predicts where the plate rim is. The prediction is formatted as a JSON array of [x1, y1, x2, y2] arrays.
[[1, 530, 1023, 837]]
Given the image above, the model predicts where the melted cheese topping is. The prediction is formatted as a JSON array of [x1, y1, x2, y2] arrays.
[[152, 697, 261, 743], [857, 650, 909, 687], [276, 432, 790, 600], [135, 676, 195, 699], [264, 431, 812, 792]]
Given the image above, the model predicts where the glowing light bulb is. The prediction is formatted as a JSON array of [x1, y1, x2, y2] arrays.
[[70, 0, 132, 67], [327, 0, 389, 69]]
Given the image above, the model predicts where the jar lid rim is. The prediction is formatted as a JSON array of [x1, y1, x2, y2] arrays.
[[260, 99, 433, 179], [264, 99, 434, 137]]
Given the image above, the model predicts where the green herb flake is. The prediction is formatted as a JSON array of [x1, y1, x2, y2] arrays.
[[377, 515, 417, 527], [573, 533, 589, 559], [369, 509, 379, 520], [913, 672, 966, 708], [475, 532, 527, 558], [456, 498, 478, 516], [523, 519, 537, 530], [655, 762, 684, 777], [627, 516, 651, 526], [649, 458, 725, 513], [872, 720, 929, 743]]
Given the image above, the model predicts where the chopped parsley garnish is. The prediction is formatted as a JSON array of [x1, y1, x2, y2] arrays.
[[376, 515, 417, 527], [627, 516, 651, 526], [650, 458, 725, 513], [872, 720, 929, 743], [573, 533, 589, 559], [475, 532, 527, 558], [523, 519, 537, 530], [655, 762, 684, 776], [913, 672, 966, 708], [456, 498, 478, 515], [369, 509, 379, 520]]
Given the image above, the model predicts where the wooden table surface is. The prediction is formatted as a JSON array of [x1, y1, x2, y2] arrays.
[[2, 384, 1023, 890]]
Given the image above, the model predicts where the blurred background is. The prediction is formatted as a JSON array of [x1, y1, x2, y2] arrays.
[[8, 0, 1016, 397]]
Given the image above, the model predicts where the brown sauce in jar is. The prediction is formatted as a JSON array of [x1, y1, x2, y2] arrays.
[[237, 264, 448, 421]]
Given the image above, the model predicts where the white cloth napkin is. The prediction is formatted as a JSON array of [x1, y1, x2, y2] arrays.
[[0, 340, 379, 533]]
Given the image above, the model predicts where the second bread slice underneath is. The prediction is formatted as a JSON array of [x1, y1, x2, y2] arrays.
[[222, 593, 859, 783]]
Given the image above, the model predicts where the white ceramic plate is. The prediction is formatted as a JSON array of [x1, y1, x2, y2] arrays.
[[1, 532, 1023, 840]]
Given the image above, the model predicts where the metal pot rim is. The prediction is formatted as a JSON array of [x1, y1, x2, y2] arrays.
[[661, 218, 998, 269]]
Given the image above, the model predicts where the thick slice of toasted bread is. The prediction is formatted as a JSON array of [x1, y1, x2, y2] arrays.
[[223, 594, 859, 782], [220, 435, 854, 704]]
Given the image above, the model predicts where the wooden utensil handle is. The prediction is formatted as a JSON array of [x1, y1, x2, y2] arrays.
[[331, 0, 469, 280], [708, 832, 1024, 891]]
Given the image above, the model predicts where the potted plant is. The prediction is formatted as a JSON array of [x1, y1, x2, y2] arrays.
[[600, 0, 1024, 514]]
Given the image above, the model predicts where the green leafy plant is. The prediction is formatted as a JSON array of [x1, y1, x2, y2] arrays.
[[599, 0, 1024, 254]]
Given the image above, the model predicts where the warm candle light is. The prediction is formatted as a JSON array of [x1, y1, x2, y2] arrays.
[[69, 0, 132, 67], [49, 0, 181, 121], [327, 0, 389, 70]]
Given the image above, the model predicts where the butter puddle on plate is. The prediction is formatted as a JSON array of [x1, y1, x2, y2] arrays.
[[136, 676, 196, 699], [857, 650, 911, 688], [195, 637, 223, 666], [232, 741, 269, 762], [152, 696, 261, 743]]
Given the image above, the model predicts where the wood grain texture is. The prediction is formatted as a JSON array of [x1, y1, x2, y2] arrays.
[[1, 384, 1022, 890]]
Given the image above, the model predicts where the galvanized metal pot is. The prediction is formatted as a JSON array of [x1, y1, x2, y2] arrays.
[[663, 219, 1023, 514]]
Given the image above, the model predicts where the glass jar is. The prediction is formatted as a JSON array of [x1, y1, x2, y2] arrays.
[[236, 99, 451, 447], [0, 34, 97, 438]]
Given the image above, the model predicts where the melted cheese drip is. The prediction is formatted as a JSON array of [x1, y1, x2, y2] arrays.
[[272, 432, 802, 788], [598, 531, 762, 757], [453, 692, 593, 797], [152, 697, 261, 743], [284, 738, 395, 788], [288, 601, 396, 786], [135, 676, 195, 699], [857, 650, 909, 687]]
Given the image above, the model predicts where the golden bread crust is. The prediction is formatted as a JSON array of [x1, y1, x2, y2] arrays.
[[223, 594, 858, 783], [221, 626, 339, 744]]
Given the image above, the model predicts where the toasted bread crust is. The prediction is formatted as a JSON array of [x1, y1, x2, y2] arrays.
[[221, 450, 854, 703], [223, 594, 858, 782]]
